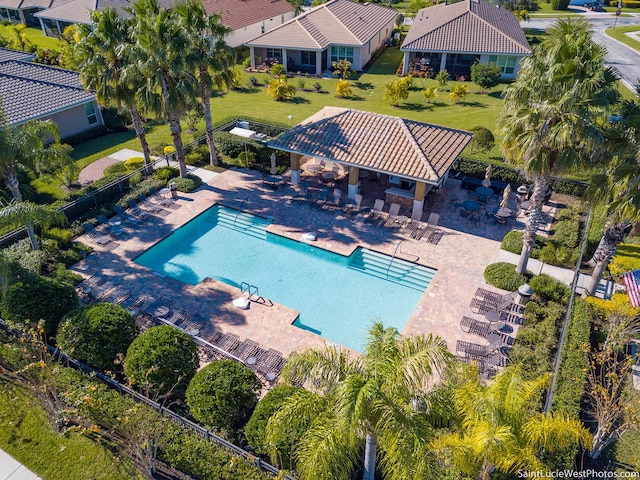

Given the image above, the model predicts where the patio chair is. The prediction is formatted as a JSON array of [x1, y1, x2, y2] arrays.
[[365, 199, 385, 223], [102, 286, 130, 305], [96, 213, 124, 238], [343, 193, 363, 219], [138, 193, 166, 215], [120, 293, 146, 317], [114, 205, 142, 226], [415, 212, 440, 241], [165, 307, 189, 326], [91, 281, 116, 302], [126, 199, 150, 220], [382, 202, 401, 228], [255, 348, 286, 377], [214, 333, 241, 353], [149, 187, 173, 207], [474, 287, 503, 305], [456, 340, 490, 360], [235, 339, 262, 362], [311, 187, 329, 210], [82, 223, 112, 246], [460, 316, 490, 338]]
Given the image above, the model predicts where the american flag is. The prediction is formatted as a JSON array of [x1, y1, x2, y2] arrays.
[[623, 269, 640, 307]]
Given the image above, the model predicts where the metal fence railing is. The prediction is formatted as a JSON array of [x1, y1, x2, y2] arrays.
[[0, 319, 293, 479], [0, 119, 288, 250]]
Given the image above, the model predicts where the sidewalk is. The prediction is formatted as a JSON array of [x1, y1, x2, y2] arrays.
[[495, 249, 615, 299], [0, 449, 40, 480]]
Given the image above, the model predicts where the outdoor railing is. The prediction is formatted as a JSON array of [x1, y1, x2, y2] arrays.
[[0, 118, 287, 250], [0, 319, 293, 479]]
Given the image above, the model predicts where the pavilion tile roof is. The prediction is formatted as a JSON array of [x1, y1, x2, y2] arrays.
[[269, 107, 473, 183], [0, 48, 34, 63], [0, 60, 95, 126], [33, 0, 173, 24], [401, 0, 530, 55], [245, 0, 397, 49], [200, 0, 295, 30]]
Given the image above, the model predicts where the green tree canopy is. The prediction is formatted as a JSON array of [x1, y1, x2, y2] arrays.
[[1, 276, 78, 337], [186, 359, 261, 438], [124, 325, 198, 398], [57, 303, 139, 371], [470, 63, 502, 92]]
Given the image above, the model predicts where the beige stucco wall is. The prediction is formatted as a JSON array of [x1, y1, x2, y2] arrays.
[[227, 11, 296, 48], [359, 18, 395, 69], [44, 100, 103, 139]]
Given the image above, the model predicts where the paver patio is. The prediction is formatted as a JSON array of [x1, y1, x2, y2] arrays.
[[73, 168, 556, 360]]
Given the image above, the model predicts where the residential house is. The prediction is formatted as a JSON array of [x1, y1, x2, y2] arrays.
[[0, 0, 53, 27], [245, 0, 398, 75], [199, 0, 296, 48], [400, 0, 530, 79], [0, 49, 103, 138]]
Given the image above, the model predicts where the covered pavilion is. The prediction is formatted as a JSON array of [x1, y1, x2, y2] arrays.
[[268, 106, 473, 218]]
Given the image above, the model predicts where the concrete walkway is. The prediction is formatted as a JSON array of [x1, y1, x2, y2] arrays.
[[0, 449, 40, 480], [78, 148, 148, 186], [495, 249, 615, 299]]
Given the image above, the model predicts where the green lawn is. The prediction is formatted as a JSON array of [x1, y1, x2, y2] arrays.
[[605, 25, 640, 52], [0, 384, 142, 480], [0, 24, 62, 51]]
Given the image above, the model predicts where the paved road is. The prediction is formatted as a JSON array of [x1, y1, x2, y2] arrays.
[[523, 13, 640, 91]]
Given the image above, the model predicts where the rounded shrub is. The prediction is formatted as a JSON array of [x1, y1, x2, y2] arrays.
[[270, 63, 286, 76], [57, 303, 139, 371], [123, 157, 145, 171], [44, 227, 73, 249], [484, 262, 528, 291], [124, 325, 198, 398], [153, 166, 180, 183], [245, 384, 303, 467], [530, 274, 569, 304], [1, 276, 78, 337], [173, 174, 202, 193], [163, 145, 176, 155], [186, 360, 261, 436], [469, 126, 495, 152]]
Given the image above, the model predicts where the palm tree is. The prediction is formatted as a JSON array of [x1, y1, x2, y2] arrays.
[[499, 18, 619, 274], [583, 94, 640, 296], [130, 0, 197, 178], [76, 8, 153, 168], [0, 102, 70, 250], [175, 0, 235, 167], [432, 365, 592, 479], [0, 200, 66, 250], [267, 321, 452, 480]]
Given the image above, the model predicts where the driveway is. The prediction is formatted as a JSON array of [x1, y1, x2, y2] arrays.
[[523, 13, 640, 91]]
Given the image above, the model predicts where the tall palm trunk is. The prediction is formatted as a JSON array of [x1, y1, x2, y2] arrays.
[[129, 105, 152, 168], [4, 168, 39, 250], [160, 77, 187, 178], [583, 220, 630, 297], [199, 67, 218, 167], [516, 176, 547, 274], [363, 432, 376, 480]]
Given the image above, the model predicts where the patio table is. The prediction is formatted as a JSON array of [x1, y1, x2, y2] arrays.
[[475, 186, 493, 200], [322, 171, 336, 180], [462, 200, 480, 212], [306, 164, 323, 174], [487, 332, 503, 349], [246, 356, 257, 365]]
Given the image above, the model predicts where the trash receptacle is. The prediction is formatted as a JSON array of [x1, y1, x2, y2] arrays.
[[169, 181, 178, 199]]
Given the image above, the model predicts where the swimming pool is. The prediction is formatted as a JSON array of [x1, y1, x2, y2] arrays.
[[135, 205, 435, 351]]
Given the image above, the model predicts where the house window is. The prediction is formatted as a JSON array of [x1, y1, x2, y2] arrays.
[[261, 24, 265, 34], [7, 8, 20, 22], [488, 55, 517, 75], [301, 51, 316, 66], [85, 102, 98, 125], [281, 15, 284, 23], [330, 46, 354, 64], [266, 48, 282, 61]]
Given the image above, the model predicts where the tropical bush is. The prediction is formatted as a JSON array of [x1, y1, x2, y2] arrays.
[[470, 63, 502, 92], [530, 274, 569, 303], [57, 303, 139, 371], [483, 262, 528, 291], [270, 63, 286, 76], [447, 84, 470, 104], [586, 292, 640, 319], [609, 243, 640, 275], [172, 174, 202, 192], [123, 157, 145, 171], [1, 276, 78, 337], [422, 87, 438, 103], [435, 69, 450, 88], [383, 78, 409, 106], [153, 166, 180, 183], [267, 75, 296, 101], [124, 325, 199, 398], [469, 126, 495, 153], [245, 384, 303, 469], [186, 360, 261, 437], [334, 79, 352, 98]]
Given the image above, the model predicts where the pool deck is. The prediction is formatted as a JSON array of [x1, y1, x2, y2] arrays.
[[73, 168, 554, 358]]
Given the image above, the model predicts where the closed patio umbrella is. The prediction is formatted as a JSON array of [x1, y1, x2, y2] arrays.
[[482, 164, 492, 188], [270, 153, 277, 175], [500, 184, 511, 208]]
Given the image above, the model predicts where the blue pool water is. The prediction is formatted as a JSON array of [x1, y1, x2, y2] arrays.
[[134, 205, 435, 351]]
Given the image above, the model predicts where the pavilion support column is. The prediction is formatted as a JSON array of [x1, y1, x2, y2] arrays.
[[249, 47, 256, 69], [439, 53, 447, 73], [316, 50, 322, 76], [412, 181, 427, 220], [402, 52, 410, 75], [282, 48, 288, 71], [290, 152, 302, 184], [347, 167, 360, 199]]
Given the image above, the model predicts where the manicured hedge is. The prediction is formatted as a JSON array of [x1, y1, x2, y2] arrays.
[[500, 230, 545, 259], [483, 262, 529, 291], [552, 298, 592, 417], [172, 174, 202, 193], [609, 243, 640, 276]]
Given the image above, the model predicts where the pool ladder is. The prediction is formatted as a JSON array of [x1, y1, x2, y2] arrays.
[[240, 282, 272, 306]]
